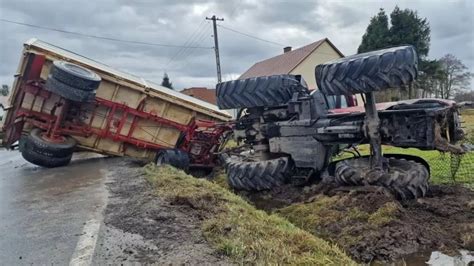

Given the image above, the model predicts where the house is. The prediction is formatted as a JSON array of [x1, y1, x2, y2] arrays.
[[239, 38, 344, 90], [181, 87, 217, 105]]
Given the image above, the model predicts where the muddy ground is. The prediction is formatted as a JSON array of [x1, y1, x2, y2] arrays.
[[101, 160, 229, 264], [237, 179, 474, 263], [98, 159, 472, 264]]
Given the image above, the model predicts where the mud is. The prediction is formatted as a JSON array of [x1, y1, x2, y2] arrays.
[[237, 180, 474, 263], [102, 159, 229, 264]]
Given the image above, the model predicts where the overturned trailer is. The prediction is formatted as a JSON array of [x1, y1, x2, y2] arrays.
[[1, 39, 232, 168]]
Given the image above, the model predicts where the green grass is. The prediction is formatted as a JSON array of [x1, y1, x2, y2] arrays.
[[145, 165, 355, 265]]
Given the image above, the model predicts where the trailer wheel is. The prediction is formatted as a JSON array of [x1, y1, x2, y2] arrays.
[[45, 76, 96, 102], [216, 75, 308, 109], [156, 149, 190, 171], [334, 157, 429, 200], [26, 128, 76, 157], [50, 61, 101, 91], [225, 156, 294, 191], [315, 46, 418, 95], [21, 143, 72, 168]]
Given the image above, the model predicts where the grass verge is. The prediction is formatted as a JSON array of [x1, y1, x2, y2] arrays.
[[145, 164, 355, 265]]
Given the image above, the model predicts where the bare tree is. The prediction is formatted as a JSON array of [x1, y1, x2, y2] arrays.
[[438, 54, 472, 99]]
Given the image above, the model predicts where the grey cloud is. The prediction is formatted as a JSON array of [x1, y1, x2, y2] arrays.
[[0, 0, 472, 90]]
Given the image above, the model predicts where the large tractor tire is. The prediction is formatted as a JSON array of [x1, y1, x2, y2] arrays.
[[225, 156, 294, 191], [50, 61, 101, 91], [156, 149, 190, 172], [334, 157, 429, 200], [216, 75, 308, 109], [25, 128, 76, 157], [315, 46, 418, 95]]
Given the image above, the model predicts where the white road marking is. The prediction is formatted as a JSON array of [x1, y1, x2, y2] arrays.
[[69, 169, 109, 266], [69, 218, 102, 266]]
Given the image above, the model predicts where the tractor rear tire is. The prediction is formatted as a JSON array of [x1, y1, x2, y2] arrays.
[[225, 156, 294, 191], [216, 75, 308, 109], [334, 157, 429, 200], [156, 149, 190, 172], [45, 76, 96, 102], [315, 46, 418, 95], [50, 61, 101, 91], [26, 128, 76, 157], [21, 143, 72, 168]]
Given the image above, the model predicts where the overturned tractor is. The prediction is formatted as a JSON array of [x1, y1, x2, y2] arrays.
[[217, 46, 466, 200]]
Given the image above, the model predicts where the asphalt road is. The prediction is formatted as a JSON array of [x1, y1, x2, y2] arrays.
[[0, 149, 110, 265]]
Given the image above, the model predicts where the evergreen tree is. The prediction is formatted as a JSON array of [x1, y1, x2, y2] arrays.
[[358, 6, 432, 99], [358, 9, 390, 53], [161, 73, 173, 90], [389, 6, 430, 59]]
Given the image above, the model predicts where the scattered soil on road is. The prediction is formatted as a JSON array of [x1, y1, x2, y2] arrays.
[[236, 179, 474, 263], [103, 159, 229, 264]]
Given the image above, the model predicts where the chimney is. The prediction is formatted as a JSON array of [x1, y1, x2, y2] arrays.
[[283, 46, 292, 53]]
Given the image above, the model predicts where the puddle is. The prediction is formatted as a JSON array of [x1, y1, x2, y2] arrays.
[[372, 250, 474, 266]]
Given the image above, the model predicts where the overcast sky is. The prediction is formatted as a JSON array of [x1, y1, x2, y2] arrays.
[[0, 0, 473, 90]]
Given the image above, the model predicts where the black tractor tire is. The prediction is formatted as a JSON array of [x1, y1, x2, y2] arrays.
[[25, 128, 76, 157], [156, 149, 190, 171], [225, 156, 294, 191], [315, 46, 418, 95], [50, 61, 101, 91], [45, 76, 96, 102], [21, 143, 72, 168], [216, 75, 309, 109], [334, 157, 429, 200]]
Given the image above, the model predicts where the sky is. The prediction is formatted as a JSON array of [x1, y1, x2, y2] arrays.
[[0, 0, 473, 90]]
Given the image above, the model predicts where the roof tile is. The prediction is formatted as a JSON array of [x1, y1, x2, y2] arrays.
[[239, 38, 327, 79]]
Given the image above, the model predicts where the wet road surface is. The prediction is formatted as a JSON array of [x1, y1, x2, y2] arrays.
[[0, 149, 109, 264]]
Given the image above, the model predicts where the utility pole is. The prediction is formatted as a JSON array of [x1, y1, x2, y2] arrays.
[[206, 15, 224, 83]]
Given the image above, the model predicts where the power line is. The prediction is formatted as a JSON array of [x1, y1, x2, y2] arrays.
[[171, 26, 212, 71], [176, 26, 211, 64], [164, 20, 208, 69], [217, 24, 285, 47], [0, 18, 213, 49]]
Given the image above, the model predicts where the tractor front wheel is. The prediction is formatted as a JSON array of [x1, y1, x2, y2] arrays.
[[155, 149, 190, 172], [225, 156, 294, 191]]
